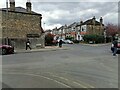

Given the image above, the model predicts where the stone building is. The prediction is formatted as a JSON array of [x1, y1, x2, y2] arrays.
[[0, 0, 45, 49], [77, 16, 104, 35], [76, 16, 105, 40]]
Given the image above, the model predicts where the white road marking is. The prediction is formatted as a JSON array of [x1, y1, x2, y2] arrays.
[[46, 72, 95, 88], [3, 71, 95, 88], [73, 81, 87, 88], [100, 63, 113, 72], [3, 72, 72, 88]]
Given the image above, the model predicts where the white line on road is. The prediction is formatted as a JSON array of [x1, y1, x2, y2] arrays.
[[45, 72, 95, 88], [100, 63, 114, 72], [3, 72, 72, 88], [73, 81, 87, 88]]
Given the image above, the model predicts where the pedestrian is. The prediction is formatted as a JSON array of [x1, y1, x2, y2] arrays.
[[26, 39, 31, 50], [112, 39, 118, 56], [59, 39, 63, 48]]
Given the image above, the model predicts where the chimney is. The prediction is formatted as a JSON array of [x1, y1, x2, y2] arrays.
[[26, 0, 32, 13], [92, 16, 96, 25], [100, 17, 103, 24], [9, 0, 15, 11], [92, 16, 96, 21], [80, 20, 83, 24]]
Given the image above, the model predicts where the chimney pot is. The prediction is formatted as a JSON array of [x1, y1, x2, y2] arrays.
[[9, 0, 15, 11], [26, 1, 32, 13]]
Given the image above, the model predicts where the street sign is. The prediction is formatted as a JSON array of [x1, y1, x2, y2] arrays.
[[27, 34, 40, 38]]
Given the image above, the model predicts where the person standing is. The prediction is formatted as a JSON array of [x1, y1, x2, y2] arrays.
[[113, 39, 118, 56], [59, 40, 63, 48], [26, 39, 31, 50]]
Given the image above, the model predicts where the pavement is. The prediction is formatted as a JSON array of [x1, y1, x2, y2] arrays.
[[80, 43, 111, 46], [14, 43, 111, 54], [14, 46, 69, 54]]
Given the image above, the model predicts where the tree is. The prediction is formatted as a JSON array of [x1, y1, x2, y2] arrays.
[[105, 23, 118, 37], [45, 33, 54, 46]]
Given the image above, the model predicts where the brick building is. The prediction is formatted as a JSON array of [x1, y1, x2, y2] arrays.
[[0, 0, 45, 49]]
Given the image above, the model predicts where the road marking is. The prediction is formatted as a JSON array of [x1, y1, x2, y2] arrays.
[[3, 72, 72, 88], [46, 72, 95, 88], [100, 63, 113, 72], [76, 81, 95, 88], [4, 71, 95, 88], [59, 77, 69, 81], [51, 74, 69, 81], [73, 81, 87, 88]]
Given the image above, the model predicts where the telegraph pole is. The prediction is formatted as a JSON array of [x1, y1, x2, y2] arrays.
[[104, 29, 106, 43], [6, 0, 9, 45]]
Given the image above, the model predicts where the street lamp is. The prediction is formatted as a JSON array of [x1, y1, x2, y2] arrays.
[[43, 23, 45, 31], [104, 28, 107, 43], [6, 0, 9, 45], [60, 27, 63, 39]]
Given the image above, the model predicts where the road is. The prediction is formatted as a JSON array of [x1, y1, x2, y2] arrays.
[[2, 43, 118, 88]]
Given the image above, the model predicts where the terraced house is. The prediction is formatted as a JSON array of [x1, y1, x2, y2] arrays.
[[76, 16, 105, 40], [0, 0, 45, 49], [52, 16, 105, 41]]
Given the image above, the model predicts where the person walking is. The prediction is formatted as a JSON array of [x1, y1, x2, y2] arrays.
[[26, 39, 31, 50], [112, 39, 118, 56], [59, 39, 63, 48]]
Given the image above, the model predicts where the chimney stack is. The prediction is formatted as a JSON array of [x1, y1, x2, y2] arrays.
[[92, 16, 96, 25], [9, 0, 15, 11], [26, 0, 32, 13], [100, 17, 103, 24]]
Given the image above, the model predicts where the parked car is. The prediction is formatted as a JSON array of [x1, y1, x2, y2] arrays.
[[63, 40, 74, 44], [0, 45, 14, 55], [111, 42, 120, 54], [57, 39, 64, 42]]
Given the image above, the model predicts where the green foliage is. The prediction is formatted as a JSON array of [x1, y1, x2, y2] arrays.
[[106, 36, 112, 43], [83, 34, 104, 44], [65, 36, 74, 40]]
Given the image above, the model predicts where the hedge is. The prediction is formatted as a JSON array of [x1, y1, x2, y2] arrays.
[[83, 34, 104, 44]]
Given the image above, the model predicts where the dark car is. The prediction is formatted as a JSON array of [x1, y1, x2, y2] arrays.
[[0, 45, 14, 55], [111, 42, 120, 54]]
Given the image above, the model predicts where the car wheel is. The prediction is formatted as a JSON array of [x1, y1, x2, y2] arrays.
[[2, 48, 7, 55]]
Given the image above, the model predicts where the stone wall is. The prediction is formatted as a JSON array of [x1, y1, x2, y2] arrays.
[[1, 34, 45, 49], [87, 25, 104, 35], [1, 10, 45, 49], [0, 11, 2, 44], [2, 11, 42, 38]]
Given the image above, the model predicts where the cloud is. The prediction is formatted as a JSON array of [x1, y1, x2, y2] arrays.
[[103, 12, 118, 24], [33, 2, 118, 29], [32, 0, 119, 2], [0, 0, 119, 30]]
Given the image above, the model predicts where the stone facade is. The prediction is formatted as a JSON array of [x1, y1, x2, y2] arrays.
[[0, 2, 45, 49], [80, 16, 104, 35], [52, 16, 104, 41], [2, 11, 42, 38]]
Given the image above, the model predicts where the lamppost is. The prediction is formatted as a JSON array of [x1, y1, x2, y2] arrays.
[[43, 22, 46, 31], [6, 0, 9, 45], [104, 28, 107, 43], [61, 28, 63, 39]]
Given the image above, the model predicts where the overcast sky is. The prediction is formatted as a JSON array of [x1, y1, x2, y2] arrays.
[[1, 0, 119, 30]]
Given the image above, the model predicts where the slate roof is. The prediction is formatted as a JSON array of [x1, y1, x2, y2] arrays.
[[82, 19, 101, 25], [0, 7, 41, 16], [76, 19, 104, 26], [57, 26, 64, 30], [67, 22, 77, 28]]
